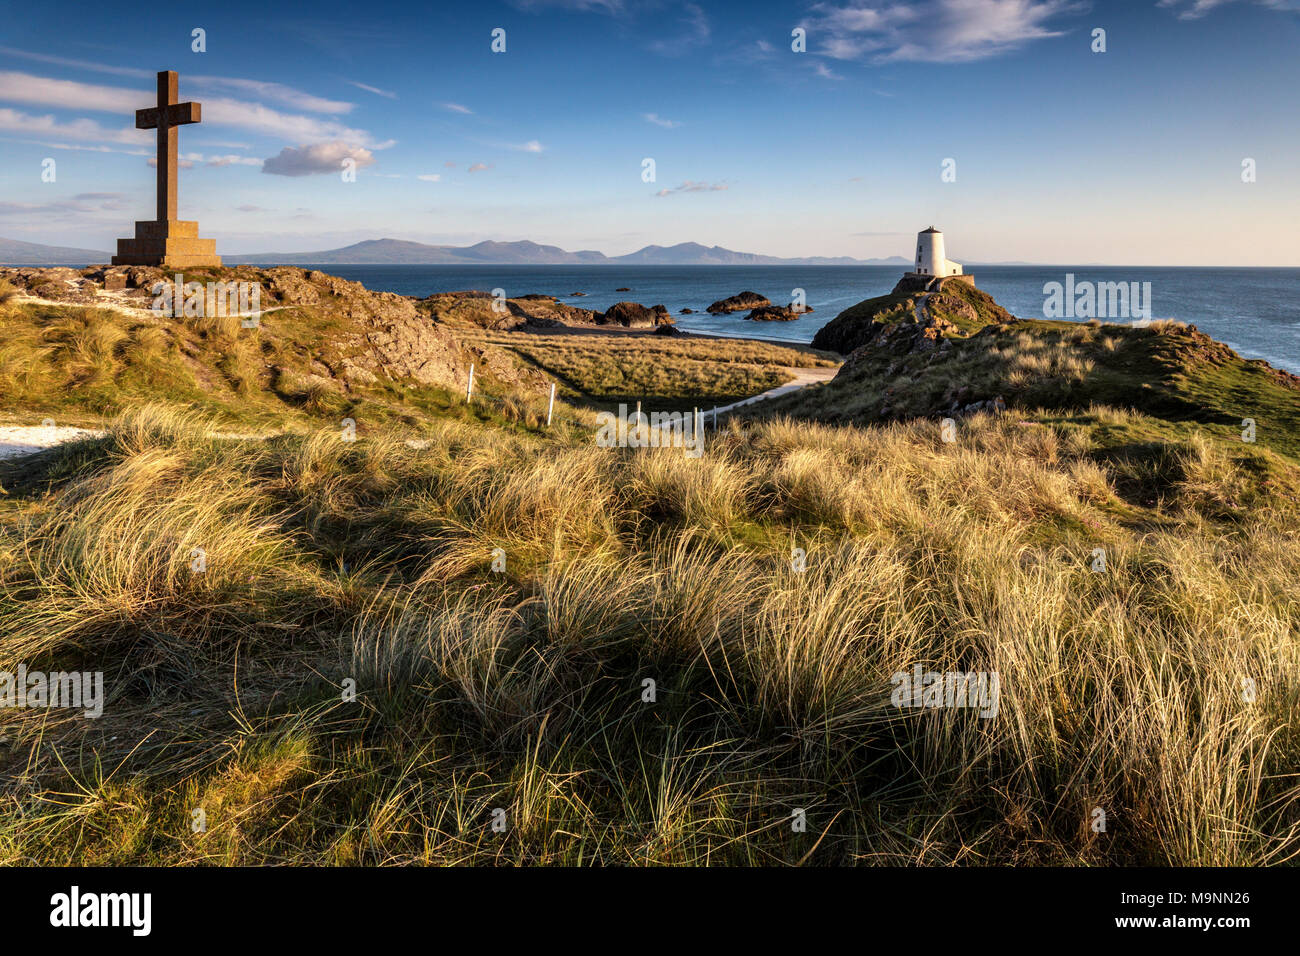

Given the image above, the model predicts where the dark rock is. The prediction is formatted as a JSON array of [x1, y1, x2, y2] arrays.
[[707, 291, 771, 314], [680, 307, 694, 314], [600, 301, 671, 328], [655, 323, 685, 336], [615, 287, 631, 292], [744, 305, 804, 321]]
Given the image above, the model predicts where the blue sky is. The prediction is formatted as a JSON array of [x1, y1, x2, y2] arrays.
[[1, 0, 1298, 264]]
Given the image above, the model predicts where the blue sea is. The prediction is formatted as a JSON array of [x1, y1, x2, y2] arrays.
[[297, 264, 1300, 375]]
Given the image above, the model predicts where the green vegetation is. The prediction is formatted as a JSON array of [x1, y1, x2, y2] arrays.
[[463, 328, 837, 413]]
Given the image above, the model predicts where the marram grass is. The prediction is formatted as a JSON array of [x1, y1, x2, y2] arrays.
[[1, 403, 1298, 865]]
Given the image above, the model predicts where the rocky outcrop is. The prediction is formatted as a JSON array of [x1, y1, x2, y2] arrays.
[[600, 301, 674, 328], [745, 304, 811, 321], [707, 291, 770, 314], [422, 290, 599, 330]]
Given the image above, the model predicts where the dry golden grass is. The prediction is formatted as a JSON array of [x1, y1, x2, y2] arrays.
[[1, 403, 1298, 865]]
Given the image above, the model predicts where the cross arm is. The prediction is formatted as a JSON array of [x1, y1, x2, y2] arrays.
[[136, 102, 201, 130]]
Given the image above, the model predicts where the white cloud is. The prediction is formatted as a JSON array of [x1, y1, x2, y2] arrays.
[[643, 112, 680, 128], [512, 140, 545, 152], [814, 62, 843, 79], [800, 0, 1083, 63], [1157, 0, 1300, 17], [205, 154, 263, 167], [262, 141, 376, 176], [0, 107, 144, 145], [0, 71, 379, 146], [654, 180, 728, 196], [468, 162, 492, 172], [441, 102, 473, 114], [0, 71, 140, 113], [350, 81, 398, 98], [417, 173, 442, 181]]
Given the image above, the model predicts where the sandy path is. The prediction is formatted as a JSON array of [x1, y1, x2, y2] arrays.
[[0, 425, 106, 461], [710, 366, 838, 416]]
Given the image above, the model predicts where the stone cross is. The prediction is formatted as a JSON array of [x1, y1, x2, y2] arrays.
[[137, 70, 201, 222], [112, 69, 221, 267]]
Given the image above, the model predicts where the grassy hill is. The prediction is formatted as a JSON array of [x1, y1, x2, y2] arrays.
[[2, 269, 1299, 867]]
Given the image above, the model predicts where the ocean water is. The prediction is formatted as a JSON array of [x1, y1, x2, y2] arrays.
[[296, 264, 1300, 374]]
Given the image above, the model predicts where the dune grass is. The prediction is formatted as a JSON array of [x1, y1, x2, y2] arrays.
[[2, 402, 1298, 865]]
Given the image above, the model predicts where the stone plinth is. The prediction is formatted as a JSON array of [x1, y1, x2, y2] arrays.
[[112, 219, 222, 268]]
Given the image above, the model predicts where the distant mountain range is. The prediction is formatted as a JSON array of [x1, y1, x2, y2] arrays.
[[0, 235, 913, 267], [223, 239, 911, 267], [0, 237, 111, 265]]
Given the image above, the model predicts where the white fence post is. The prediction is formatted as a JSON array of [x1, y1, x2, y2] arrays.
[[466, 364, 475, 403], [546, 382, 556, 426]]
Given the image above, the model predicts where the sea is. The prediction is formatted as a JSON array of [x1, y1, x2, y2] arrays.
[[284, 264, 1300, 375]]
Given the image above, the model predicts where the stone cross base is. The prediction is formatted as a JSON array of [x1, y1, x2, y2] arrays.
[[112, 219, 222, 268]]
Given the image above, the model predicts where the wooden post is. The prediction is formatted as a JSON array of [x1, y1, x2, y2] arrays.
[[546, 382, 556, 426], [635, 400, 642, 441], [466, 364, 474, 403]]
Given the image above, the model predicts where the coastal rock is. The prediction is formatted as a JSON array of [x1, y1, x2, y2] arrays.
[[422, 289, 598, 330], [744, 305, 806, 321], [680, 307, 695, 314], [707, 291, 771, 314], [600, 301, 674, 328], [615, 287, 631, 292]]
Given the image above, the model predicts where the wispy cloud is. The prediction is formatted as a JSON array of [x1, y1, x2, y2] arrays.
[[648, 3, 711, 56], [468, 162, 492, 172], [654, 180, 728, 197], [1157, 0, 1300, 17], [0, 47, 151, 78], [189, 76, 353, 114], [814, 62, 844, 80], [643, 112, 680, 128], [801, 0, 1083, 63], [0, 192, 130, 218], [508, 0, 627, 12], [510, 140, 545, 152], [0, 71, 378, 146], [349, 81, 397, 98], [0, 106, 143, 145], [441, 102, 473, 114], [417, 173, 442, 181]]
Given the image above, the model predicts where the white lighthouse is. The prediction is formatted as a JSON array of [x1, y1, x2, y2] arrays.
[[914, 226, 962, 278]]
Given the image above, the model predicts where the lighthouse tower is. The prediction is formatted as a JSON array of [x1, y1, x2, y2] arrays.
[[914, 226, 962, 278]]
